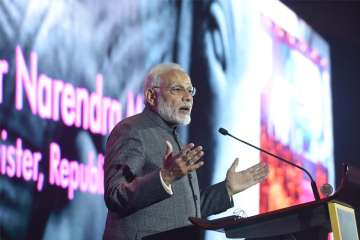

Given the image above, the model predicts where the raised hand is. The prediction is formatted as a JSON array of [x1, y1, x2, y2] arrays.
[[225, 158, 269, 197], [160, 141, 204, 185]]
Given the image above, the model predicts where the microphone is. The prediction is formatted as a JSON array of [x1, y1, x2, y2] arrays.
[[218, 127, 321, 201], [320, 183, 334, 197]]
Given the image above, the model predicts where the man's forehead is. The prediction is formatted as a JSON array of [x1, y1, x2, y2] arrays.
[[160, 69, 191, 86]]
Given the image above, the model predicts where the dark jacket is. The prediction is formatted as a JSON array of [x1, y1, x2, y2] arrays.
[[103, 107, 232, 240]]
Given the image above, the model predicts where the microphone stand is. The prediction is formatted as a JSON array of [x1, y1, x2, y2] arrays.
[[218, 128, 321, 201]]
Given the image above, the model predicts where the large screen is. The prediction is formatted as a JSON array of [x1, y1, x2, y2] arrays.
[[201, 0, 333, 239], [0, 1, 333, 240]]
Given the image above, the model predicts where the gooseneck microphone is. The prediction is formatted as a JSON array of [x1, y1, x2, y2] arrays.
[[218, 127, 321, 201]]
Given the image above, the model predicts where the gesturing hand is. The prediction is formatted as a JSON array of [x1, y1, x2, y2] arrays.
[[225, 158, 269, 197], [160, 141, 204, 185]]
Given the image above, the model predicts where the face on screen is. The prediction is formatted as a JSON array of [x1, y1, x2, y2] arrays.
[[193, 0, 333, 219]]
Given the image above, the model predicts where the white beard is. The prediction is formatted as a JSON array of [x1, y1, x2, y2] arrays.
[[157, 97, 191, 125]]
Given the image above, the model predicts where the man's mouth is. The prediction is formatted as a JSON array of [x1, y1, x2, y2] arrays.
[[179, 106, 191, 113]]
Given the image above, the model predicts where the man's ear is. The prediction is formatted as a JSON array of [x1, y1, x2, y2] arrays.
[[145, 88, 157, 107]]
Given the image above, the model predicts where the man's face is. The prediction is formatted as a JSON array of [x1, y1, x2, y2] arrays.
[[156, 70, 194, 125]]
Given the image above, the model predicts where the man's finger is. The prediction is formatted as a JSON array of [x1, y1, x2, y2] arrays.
[[255, 163, 269, 176], [188, 160, 204, 171], [229, 158, 239, 172], [252, 167, 269, 182], [253, 173, 267, 182], [247, 162, 266, 173], [187, 150, 204, 165], [184, 143, 195, 151], [178, 143, 195, 159], [186, 146, 203, 162]]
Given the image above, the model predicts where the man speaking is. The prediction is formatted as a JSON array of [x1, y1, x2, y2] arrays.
[[103, 63, 268, 240]]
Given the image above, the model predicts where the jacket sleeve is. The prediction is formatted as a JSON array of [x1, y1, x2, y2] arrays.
[[104, 123, 171, 217], [200, 181, 234, 218]]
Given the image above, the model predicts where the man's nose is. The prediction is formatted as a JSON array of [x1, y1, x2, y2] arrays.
[[182, 91, 193, 102]]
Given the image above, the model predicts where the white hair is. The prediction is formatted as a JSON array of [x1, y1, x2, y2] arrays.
[[143, 63, 185, 94], [143, 63, 191, 125]]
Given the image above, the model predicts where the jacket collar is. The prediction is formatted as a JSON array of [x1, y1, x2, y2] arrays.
[[143, 106, 178, 133]]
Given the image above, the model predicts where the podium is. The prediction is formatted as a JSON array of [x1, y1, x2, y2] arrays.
[[144, 164, 360, 240]]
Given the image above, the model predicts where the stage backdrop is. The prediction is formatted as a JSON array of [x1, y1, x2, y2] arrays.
[[0, 1, 333, 240], [187, 1, 333, 239]]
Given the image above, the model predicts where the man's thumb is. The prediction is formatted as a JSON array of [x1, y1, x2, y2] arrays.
[[230, 158, 239, 172], [165, 140, 173, 159]]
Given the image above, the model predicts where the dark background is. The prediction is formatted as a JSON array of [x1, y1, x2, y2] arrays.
[[281, 0, 360, 187]]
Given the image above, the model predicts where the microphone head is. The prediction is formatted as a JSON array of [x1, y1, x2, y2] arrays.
[[320, 183, 334, 197], [218, 128, 229, 135]]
